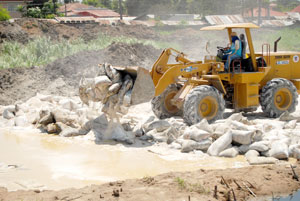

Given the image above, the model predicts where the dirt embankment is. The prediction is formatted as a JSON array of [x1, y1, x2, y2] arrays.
[[0, 164, 299, 201], [0, 42, 161, 105], [0, 18, 158, 44]]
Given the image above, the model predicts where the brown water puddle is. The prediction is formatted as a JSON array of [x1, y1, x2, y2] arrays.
[[0, 128, 248, 191]]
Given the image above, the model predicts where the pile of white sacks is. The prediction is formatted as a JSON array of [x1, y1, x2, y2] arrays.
[[1, 93, 300, 165]]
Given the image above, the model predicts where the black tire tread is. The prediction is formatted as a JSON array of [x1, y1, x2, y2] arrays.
[[183, 85, 225, 125], [260, 78, 298, 118], [151, 84, 183, 119]]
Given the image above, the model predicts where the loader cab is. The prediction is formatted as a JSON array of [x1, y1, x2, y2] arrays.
[[201, 23, 260, 73]]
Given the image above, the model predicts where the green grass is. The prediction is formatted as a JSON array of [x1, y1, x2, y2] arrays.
[[253, 28, 300, 52], [156, 30, 176, 36], [175, 177, 210, 194], [0, 34, 180, 69]]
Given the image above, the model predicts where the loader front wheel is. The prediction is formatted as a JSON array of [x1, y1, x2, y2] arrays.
[[151, 84, 183, 119], [260, 78, 298, 118], [183, 85, 225, 125]]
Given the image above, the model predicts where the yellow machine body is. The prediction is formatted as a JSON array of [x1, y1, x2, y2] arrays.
[[150, 23, 300, 112]]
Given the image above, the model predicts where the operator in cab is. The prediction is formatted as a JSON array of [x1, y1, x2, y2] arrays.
[[222, 32, 242, 71]]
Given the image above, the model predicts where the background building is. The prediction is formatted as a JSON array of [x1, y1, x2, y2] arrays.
[[0, 0, 32, 18]]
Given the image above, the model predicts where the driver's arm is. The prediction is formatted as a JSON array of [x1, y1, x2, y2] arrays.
[[231, 40, 240, 55], [224, 45, 231, 54]]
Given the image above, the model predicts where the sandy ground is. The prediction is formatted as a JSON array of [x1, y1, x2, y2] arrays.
[[1, 164, 300, 201]]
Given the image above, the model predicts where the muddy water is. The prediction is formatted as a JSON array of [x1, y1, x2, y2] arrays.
[[0, 128, 248, 191]]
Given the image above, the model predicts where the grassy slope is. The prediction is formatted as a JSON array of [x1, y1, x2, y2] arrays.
[[253, 27, 300, 52], [0, 34, 179, 69], [1, 27, 299, 69]]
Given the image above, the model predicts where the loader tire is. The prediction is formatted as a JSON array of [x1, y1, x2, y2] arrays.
[[260, 78, 298, 118], [183, 85, 225, 125], [151, 84, 183, 119]]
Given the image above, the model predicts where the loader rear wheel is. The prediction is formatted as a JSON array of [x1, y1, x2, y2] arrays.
[[183, 85, 225, 125], [151, 84, 183, 119], [260, 78, 298, 118]]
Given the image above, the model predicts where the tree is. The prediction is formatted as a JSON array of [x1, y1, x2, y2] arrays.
[[100, 0, 112, 9], [27, 7, 42, 18], [64, 0, 75, 3], [82, 0, 116, 9], [82, 0, 103, 7], [244, 0, 257, 19], [18, 0, 58, 18], [275, 0, 299, 12], [262, 0, 271, 19], [176, 0, 188, 13], [0, 5, 10, 21], [258, 0, 262, 25]]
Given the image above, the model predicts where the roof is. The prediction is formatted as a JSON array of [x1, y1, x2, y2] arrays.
[[58, 3, 92, 13], [0, 0, 32, 1], [261, 20, 294, 27], [287, 12, 300, 20], [245, 7, 286, 17], [75, 9, 119, 18], [200, 23, 260, 31], [55, 17, 96, 23], [57, 3, 119, 18], [161, 20, 206, 26], [292, 5, 300, 13], [205, 15, 244, 25]]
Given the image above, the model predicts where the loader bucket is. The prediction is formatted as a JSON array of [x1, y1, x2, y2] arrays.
[[113, 66, 155, 105]]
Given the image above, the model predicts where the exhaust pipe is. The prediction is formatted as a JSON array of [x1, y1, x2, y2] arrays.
[[274, 37, 281, 52]]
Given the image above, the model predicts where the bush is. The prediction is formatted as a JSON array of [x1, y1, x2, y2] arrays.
[[178, 20, 188, 26], [27, 7, 42, 18], [18, 0, 58, 19], [45, 14, 55, 19], [17, 5, 27, 17], [0, 5, 11, 21]]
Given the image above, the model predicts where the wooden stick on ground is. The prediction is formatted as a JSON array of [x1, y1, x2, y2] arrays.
[[221, 176, 230, 188], [233, 180, 242, 190], [290, 164, 299, 181], [213, 185, 218, 199], [231, 188, 237, 201], [246, 181, 256, 189], [243, 182, 256, 197]]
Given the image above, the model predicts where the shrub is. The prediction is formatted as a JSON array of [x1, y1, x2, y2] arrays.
[[27, 7, 42, 18], [0, 5, 11, 21], [17, 0, 58, 19], [17, 5, 26, 17], [178, 20, 188, 26], [45, 14, 55, 19]]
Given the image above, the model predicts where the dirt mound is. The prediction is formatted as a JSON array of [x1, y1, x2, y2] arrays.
[[0, 42, 161, 105], [0, 21, 29, 44], [103, 42, 159, 68], [0, 18, 158, 44]]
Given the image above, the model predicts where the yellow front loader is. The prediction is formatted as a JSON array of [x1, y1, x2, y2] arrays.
[[143, 23, 300, 125]]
